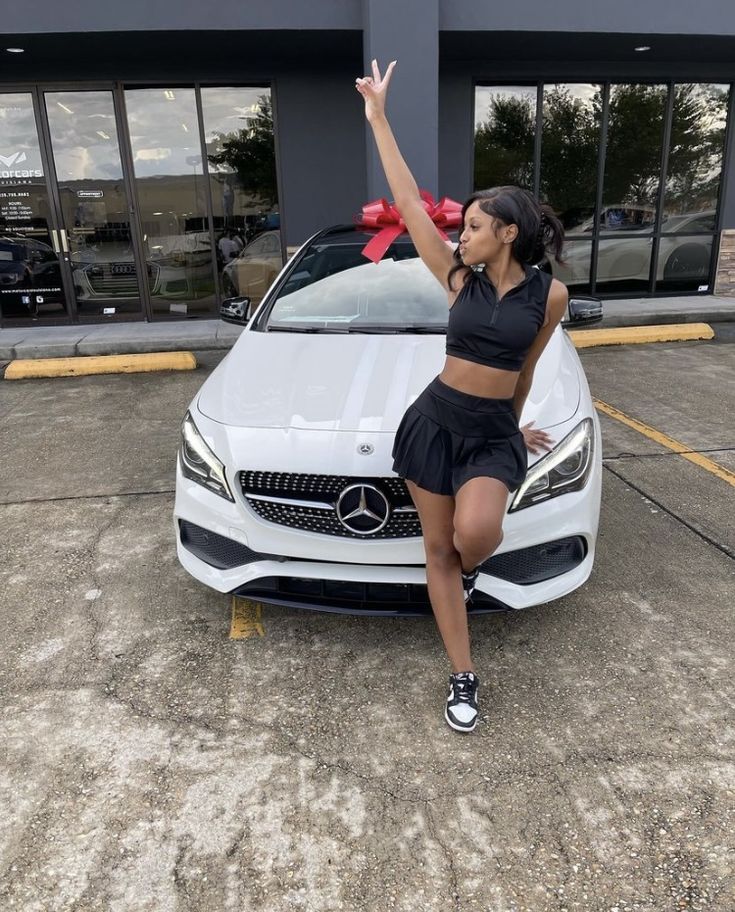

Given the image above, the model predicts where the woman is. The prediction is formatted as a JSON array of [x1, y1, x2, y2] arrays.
[[355, 60, 569, 733]]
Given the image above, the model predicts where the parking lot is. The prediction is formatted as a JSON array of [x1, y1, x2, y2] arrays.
[[1, 334, 733, 911]]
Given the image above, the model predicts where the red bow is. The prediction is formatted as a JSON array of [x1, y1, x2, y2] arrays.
[[354, 188, 463, 263]]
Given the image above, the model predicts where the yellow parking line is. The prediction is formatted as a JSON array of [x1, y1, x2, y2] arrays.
[[569, 323, 714, 348], [230, 596, 266, 639], [4, 351, 196, 379], [594, 398, 735, 488]]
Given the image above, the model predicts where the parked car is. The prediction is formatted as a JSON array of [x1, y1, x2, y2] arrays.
[[221, 229, 283, 307], [0, 234, 65, 316], [548, 208, 716, 289], [174, 224, 603, 615], [72, 231, 216, 311]]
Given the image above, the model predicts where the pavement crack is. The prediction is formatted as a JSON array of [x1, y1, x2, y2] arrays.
[[0, 489, 175, 506], [425, 802, 462, 911], [603, 445, 735, 461], [603, 463, 734, 561]]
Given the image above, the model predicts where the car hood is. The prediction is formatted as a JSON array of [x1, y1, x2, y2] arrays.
[[196, 329, 580, 432]]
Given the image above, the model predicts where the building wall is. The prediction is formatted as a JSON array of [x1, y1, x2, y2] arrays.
[[5, 0, 735, 299], [275, 69, 368, 247]]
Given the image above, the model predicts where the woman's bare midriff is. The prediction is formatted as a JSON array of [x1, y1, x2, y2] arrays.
[[439, 355, 519, 399]]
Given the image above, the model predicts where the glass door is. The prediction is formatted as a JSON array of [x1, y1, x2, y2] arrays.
[[0, 91, 69, 323], [43, 89, 145, 319]]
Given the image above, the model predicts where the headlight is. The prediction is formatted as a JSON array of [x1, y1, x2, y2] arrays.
[[179, 411, 234, 501], [509, 417, 594, 513]]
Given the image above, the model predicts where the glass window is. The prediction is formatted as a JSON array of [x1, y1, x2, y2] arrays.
[[200, 87, 282, 308], [655, 233, 713, 292], [595, 237, 654, 294], [124, 87, 216, 318], [540, 84, 603, 235], [600, 84, 667, 236], [662, 83, 729, 228], [473, 86, 536, 191], [45, 90, 141, 316], [0, 92, 66, 320], [548, 239, 593, 295]]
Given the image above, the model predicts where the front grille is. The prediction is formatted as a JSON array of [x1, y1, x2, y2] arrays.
[[239, 470, 421, 539], [481, 536, 587, 585], [179, 519, 283, 570], [84, 262, 159, 296]]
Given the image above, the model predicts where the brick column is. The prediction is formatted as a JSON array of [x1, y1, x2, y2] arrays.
[[713, 230, 735, 295]]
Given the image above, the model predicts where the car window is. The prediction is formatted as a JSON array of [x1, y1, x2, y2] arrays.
[[244, 236, 267, 257], [683, 214, 716, 232], [263, 239, 454, 328]]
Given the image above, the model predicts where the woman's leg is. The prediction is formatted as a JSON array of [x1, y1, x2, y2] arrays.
[[452, 476, 509, 571], [406, 479, 474, 674]]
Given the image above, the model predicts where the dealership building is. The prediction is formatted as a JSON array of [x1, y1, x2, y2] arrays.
[[2, 0, 735, 328]]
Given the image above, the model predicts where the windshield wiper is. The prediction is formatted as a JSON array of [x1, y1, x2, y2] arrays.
[[346, 324, 446, 334], [266, 325, 348, 333], [265, 323, 446, 334]]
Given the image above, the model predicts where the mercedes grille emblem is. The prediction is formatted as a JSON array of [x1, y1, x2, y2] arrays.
[[357, 443, 374, 455], [335, 483, 390, 535]]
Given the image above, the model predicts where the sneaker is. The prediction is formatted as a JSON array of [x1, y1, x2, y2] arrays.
[[461, 565, 481, 603], [444, 671, 479, 732]]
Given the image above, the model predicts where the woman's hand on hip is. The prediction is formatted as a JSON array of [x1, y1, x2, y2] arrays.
[[355, 58, 397, 123], [520, 421, 554, 455]]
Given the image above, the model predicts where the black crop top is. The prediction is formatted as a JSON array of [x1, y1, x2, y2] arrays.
[[445, 263, 553, 371]]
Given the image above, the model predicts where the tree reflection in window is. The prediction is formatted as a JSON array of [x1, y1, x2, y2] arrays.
[[473, 86, 536, 191]]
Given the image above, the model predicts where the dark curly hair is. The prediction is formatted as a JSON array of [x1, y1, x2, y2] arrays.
[[447, 186, 567, 292]]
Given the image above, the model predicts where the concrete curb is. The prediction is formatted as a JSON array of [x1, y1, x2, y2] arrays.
[[568, 322, 714, 348], [4, 351, 198, 380]]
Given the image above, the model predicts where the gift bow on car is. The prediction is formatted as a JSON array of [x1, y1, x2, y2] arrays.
[[354, 188, 463, 263]]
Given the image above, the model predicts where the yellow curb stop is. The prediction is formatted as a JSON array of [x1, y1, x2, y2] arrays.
[[568, 322, 714, 348], [4, 351, 197, 379], [230, 596, 266, 639]]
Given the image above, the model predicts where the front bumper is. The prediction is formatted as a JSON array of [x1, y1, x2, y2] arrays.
[[173, 405, 602, 614]]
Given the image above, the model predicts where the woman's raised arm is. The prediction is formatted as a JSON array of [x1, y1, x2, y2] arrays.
[[356, 59, 458, 290], [355, 59, 420, 207]]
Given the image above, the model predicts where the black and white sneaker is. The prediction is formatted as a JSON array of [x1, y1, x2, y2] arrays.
[[461, 566, 481, 603], [444, 671, 479, 732]]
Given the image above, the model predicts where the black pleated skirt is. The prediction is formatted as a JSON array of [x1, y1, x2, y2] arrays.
[[391, 375, 528, 497]]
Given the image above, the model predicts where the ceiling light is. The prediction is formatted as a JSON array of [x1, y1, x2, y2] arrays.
[[181, 123, 189, 132], [634, 46, 651, 52], [56, 101, 74, 114], [6, 47, 25, 53], [164, 90, 176, 100], [96, 130, 110, 140]]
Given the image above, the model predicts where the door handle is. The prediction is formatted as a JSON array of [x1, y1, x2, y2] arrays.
[[50, 229, 60, 254], [59, 229, 70, 253]]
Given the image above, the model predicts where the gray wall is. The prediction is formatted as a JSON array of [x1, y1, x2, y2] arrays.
[[6, 0, 361, 33], [438, 0, 735, 33], [4, 0, 735, 240], [361, 0, 439, 202], [275, 69, 368, 245]]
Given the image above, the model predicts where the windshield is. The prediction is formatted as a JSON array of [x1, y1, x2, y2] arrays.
[[259, 232, 458, 332]]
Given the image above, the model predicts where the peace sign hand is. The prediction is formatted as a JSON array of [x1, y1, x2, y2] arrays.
[[355, 58, 397, 123]]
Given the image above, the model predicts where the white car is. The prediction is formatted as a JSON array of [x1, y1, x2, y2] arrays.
[[551, 208, 715, 290], [174, 224, 603, 615]]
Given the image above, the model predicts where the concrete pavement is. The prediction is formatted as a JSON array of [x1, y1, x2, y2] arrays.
[[0, 341, 733, 910]]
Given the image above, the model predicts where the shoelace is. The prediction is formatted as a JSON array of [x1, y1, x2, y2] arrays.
[[450, 673, 477, 703]]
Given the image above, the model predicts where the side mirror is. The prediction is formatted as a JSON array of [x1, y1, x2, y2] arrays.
[[562, 295, 603, 326], [220, 295, 251, 324]]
